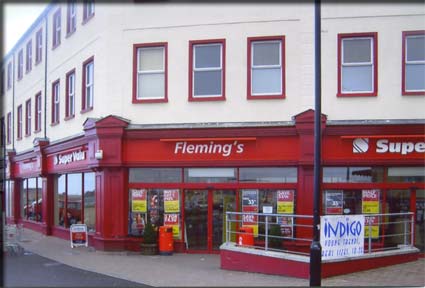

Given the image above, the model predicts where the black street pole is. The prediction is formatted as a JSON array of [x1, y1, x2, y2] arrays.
[[310, 0, 322, 286]]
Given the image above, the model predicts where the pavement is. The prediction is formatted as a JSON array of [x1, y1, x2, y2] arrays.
[[6, 228, 425, 287]]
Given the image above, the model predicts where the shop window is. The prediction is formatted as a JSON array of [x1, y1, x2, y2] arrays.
[[5, 180, 14, 218], [133, 43, 167, 103], [129, 168, 181, 183], [337, 32, 377, 97], [52, 9, 61, 49], [82, 56, 94, 112], [26, 40, 32, 73], [387, 167, 425, 183], [129, 189, 182, 240], [21, 178, 43, 222], [66, 0, 77, 36], [247, 36, 285, 99], [189, 39, 225, 101], [65, 69, 75, 119], [239, 167, 297, 183], [54, 172, 96, 231], [184, 168, 236, 183], [323, 167, 383, 183], [35, 28, 42, 64], [18, 49, 23, 80], [402, 31, 425, 95]]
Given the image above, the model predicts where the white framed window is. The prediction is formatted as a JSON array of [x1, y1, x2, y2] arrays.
[[189, 39, 225, 101], [82, 57, 94, 111], [248, 36, 285, 99], [25, 99, 31, 136], [36, 29, 43, 64], [66, 71, 75, 118], [18, 50, 24, 80], [26, 40, 32, 73], [338, 33, 377, 96], [67, 1, 77, 35], [53, 9, 61, 48], [135, 45, 166, 101], [403, 31, 425, 94], [17, 105, 22, 139], [35, 92, 42, 132], [52, 80, 60, 124]]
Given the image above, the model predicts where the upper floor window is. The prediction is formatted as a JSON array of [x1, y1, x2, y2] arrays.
[[35, 92, 42, 132], [66, 69, 75, 118], [52, 80, 60, 125], [25, 99, 31, 136], [53, 9, 61, 48], [82, 57, 94, 112], [1, 69, 4, 95], [189, 39, 225, 101], [67, 1, 77, 35], [133, 43, 167, 103], [83, 0, 95, 23], [35, 28, 43, 64], [26, 40, 32, 73], [0, 117, 4, 147], [17, 105, 23, 140], [18, 49, 24, 80], [402, 31, 425, 95], [7, 62, 12, 90], [7, 112, 11, 144], [248, 36, 285, 99], [337, 32, 377, 97]]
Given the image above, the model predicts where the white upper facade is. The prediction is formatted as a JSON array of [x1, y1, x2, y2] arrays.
[[1, 2, 424, 153]]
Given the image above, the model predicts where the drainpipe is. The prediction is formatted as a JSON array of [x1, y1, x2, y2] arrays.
[[12, 53, 15, 150], [44, 12, 48, 138]]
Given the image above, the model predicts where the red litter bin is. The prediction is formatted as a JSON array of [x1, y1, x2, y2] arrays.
[[159, 226, 174, 255], [238, 226, 254, 247]]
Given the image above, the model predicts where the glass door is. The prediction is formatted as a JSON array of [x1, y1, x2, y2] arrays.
[[184, 189, 236, 252], [212, 190, 236, 250], [184, 190, 208, 250]]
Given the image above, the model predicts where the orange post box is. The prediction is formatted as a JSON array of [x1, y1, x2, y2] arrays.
[[238, 226, 254, 247], [159, 226, 174, 255]]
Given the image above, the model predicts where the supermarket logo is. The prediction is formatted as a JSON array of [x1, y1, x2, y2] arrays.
[[353, 138, 425, 155], [53, 150, 86, 165]]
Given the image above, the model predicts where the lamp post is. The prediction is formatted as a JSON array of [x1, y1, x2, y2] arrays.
[[310, 0, 322, 286]]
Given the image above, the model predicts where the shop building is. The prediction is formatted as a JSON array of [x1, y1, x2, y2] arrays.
[[1, 0, 424, 268]]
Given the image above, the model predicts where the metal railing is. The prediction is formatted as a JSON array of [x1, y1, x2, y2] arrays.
[[224, 211, 415, 256]]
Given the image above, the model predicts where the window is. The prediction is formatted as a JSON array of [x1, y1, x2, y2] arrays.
[[1, 69, 4, 95], [54, 172, 96, 231], [133, 43, 167, 103], [5, 181, 14, 218], [26, 40, 32, 73], [189, 39, 225, 101], [17, 105, 22, 140], [0, 117, 4, 147], [338, 33, 377, 97], [52, 80, 60, 125], [35, 28, 43, 64], [402, 31, 425, 95], [25, 99, 31, 136], [52, 9, 61, 48], [18, 49, 24, 80], [83, 0, 95, 23], [21, 178, 43, 222], [247, 36, 285, 99], [66, 69, 75, 118], [7, 112, 11, 144], [67, 1, 77, 35], [7, 62, 12, 90], [82, 57, 94, 112], [35, 92, 42, 132]]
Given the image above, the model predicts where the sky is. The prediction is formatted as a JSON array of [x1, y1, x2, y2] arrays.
[[3, 3, 48, 57]]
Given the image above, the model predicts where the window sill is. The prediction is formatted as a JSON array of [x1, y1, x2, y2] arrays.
[[16, 137, 22, 141], [64, 115, 75, 121], [402, 91, 425, 96], [50, 122, 60, 127], [34, 129, 41, 134], [133, 98, 168, 104], [52, 43, 61, 51], [66, 30, 76, 39], [80, 107, 93, 114], [189, 96, 225, 102], [35, 59, 42, 66], [247, 94, 285, 100], [82, 14, 95, 25], [337, 92, 377, 97], [25, 133, 31, 138]]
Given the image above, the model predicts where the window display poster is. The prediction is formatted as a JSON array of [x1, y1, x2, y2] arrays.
[[131, 189, 147, 213], [320, 215, 365, 260], [325, 191, 343, 214], [364, 215, 379, 239], [277, 190, 294, 214], [164, 189, 180, 213], [164, 213, 180, 238], [277, 216, 293, 237], [242, 190, 258, 237], [362, 189, 380, 214]]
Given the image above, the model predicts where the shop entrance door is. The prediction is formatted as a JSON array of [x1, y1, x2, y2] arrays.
[[184, 189, 236, 252]]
